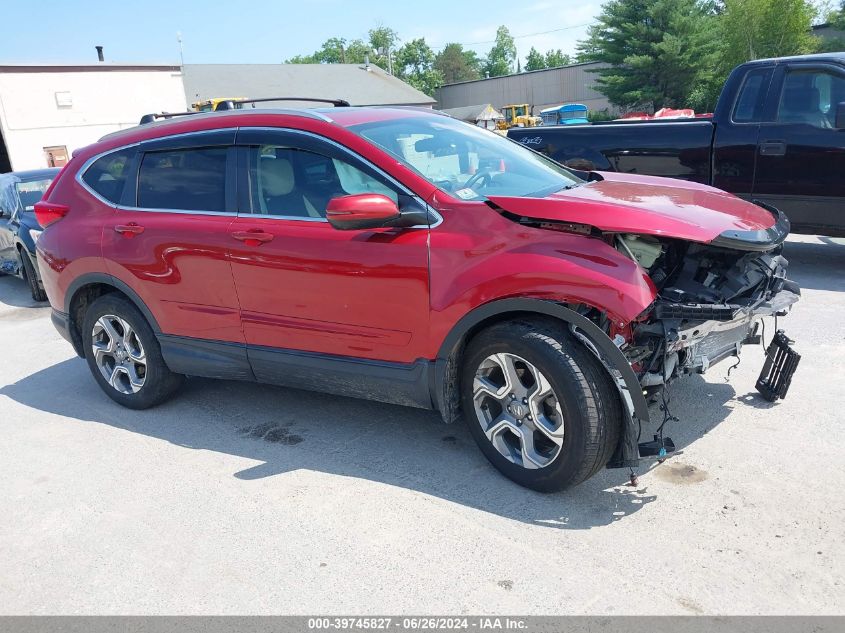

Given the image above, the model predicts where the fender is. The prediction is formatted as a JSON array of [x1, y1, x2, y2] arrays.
[[63, 273, 162, 357], [432, 298, 649, 423]]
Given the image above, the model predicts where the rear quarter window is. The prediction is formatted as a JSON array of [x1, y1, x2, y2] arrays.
[[82, 148, 136, 203]]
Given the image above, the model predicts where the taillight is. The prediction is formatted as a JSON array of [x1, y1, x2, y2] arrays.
[[34, 201, 70, 228]]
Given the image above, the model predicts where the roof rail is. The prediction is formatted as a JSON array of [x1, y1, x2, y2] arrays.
[[139, 111, 197, 125], [214, 97, 351, 111]]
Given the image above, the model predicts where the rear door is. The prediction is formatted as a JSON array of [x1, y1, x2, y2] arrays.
[[752, 62, 845, 234], [99, 131, 245, 347]]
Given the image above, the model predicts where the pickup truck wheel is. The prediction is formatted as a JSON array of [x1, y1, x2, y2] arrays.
[[82, 295, 184, 409], [20, 251, 47, 302], [461, 319, 621, 492]]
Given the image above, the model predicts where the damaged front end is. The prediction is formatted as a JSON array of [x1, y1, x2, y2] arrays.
[[615, 205, 800, 401]]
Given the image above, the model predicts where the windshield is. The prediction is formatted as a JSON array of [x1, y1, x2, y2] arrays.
[[348, 115, 582, 201], [16, 178, 54, 212]]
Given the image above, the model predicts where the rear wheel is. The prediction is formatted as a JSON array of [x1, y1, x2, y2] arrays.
[[19, 250, 47, 302], [82, 295, 184, 409], [460, 319, 621, 492]]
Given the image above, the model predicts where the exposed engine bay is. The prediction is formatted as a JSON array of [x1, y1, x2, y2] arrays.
[[611, 233, 800, 391]]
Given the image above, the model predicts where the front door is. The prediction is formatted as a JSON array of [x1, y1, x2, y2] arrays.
[[753, 63, 845, 234], [228, 129, 431, 369]]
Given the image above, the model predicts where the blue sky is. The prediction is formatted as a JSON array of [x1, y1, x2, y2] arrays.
[[0, 0, 604, 65]]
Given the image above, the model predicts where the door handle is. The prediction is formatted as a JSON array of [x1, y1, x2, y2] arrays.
[[759, 140, 786, 156], [231, 230, 274, 246], [114, 223, 144, 238]]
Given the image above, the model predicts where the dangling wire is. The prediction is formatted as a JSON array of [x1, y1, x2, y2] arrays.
[[726, 355, 741, 380]]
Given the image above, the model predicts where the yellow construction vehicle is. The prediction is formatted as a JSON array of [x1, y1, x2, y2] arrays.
[[191, 97, 247, 112], [497, 104, 542, 129]]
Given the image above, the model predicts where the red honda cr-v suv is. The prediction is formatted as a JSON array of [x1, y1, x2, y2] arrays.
[[35, 105, 800, 491]]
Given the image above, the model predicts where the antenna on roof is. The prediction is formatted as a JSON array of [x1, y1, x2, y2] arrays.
[[364, 53, 370, 71]]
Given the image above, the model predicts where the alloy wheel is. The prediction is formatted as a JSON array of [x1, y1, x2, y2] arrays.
[[91, 314, 147, 394], [472, 352, 565, 469]]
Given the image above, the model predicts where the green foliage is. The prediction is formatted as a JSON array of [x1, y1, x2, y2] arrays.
[[718, 0, 818, 74], [483, 26, 517, 77], [586, 109, 616, 122], [545, 49, 571, 68], [524, 47, 546, 71], [578, 0, 720, 110], [394, 38, 444, 97], [524, 47, 571, 71], [434, 43, 482, 84], [285, 27, 399, 68]]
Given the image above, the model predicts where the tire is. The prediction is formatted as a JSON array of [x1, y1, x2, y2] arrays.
[[82, 294, 184, 409], [19, 250, 47, 302], [460, 318, 621, 492]]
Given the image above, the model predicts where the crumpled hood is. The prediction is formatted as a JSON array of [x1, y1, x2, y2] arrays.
[[487, 171, 778, 244]]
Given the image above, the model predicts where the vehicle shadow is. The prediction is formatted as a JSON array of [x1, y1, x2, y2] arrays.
[[782, 237, 845, 292], [0, 275, 47, 309], [0, 358, 740, 530]]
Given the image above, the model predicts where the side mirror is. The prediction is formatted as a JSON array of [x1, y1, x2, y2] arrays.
[[836, 102, 845, 129], [326, 193, 401, 231]]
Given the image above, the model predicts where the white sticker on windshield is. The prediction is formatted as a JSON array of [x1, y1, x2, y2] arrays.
[[454, 188, 477, 200]]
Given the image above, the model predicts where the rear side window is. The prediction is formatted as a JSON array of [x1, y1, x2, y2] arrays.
[[137, 147, 227, 212], [82, 148, 136, 203], [732, 67, 773, 123]]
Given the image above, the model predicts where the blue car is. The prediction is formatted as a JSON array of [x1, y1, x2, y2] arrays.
[[0, 168, 60, 301]]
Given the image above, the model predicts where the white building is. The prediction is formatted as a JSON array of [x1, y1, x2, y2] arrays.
[[0, 64, 186, 172]]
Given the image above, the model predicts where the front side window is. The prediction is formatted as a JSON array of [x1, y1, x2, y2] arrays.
[[137, 147, 227, 212], [82, 148, 136, 203], [777, 69, 845, 128], [246, 144, 397, 218], [348, 114, 582, 201], [732, 67, 773, 123]]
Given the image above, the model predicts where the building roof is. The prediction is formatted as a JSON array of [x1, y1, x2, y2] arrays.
[[0, 63, 180, 73], [182, 64, 436, 108], [440, 104, 504, 122]]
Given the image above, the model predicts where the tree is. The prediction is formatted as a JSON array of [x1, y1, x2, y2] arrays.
[[544, 49, 571, 67], [434, 43, 481, 84], [524, 47, 546, 71], [577, 0, 719, 110], [483, 26, 517, 77], [285, 27, 400, 69], [368, 26, 400, 70], [719, 0, 818, 73], [394, 38, 444, 97]]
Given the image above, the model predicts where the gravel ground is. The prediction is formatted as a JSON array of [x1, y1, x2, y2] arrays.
[[0, 234, 843, 615]]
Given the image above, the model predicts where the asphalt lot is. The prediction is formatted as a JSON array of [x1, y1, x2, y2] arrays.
[[1, 234, 843, 615]]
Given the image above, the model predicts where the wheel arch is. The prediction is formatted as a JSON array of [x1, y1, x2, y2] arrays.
[[431, 298, 649, 424], [64, 273, 160, 358]]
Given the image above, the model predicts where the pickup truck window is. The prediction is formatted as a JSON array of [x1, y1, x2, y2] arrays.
[[349, 115, 583, 200], [733, 67, 773, 123], [777, 69, 845, 129]]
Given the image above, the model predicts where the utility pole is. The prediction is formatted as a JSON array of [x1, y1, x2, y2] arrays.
[[177, 31, 185, 67]]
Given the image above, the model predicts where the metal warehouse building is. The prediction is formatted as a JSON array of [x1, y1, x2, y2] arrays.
[[435, 61, 610, 114]]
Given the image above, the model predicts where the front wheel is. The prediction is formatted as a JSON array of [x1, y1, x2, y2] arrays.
[[82, 294, 184, 409], [460, 319, 621, 492]]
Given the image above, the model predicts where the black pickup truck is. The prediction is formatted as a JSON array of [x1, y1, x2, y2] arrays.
[[508, 52, 845, 236]]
